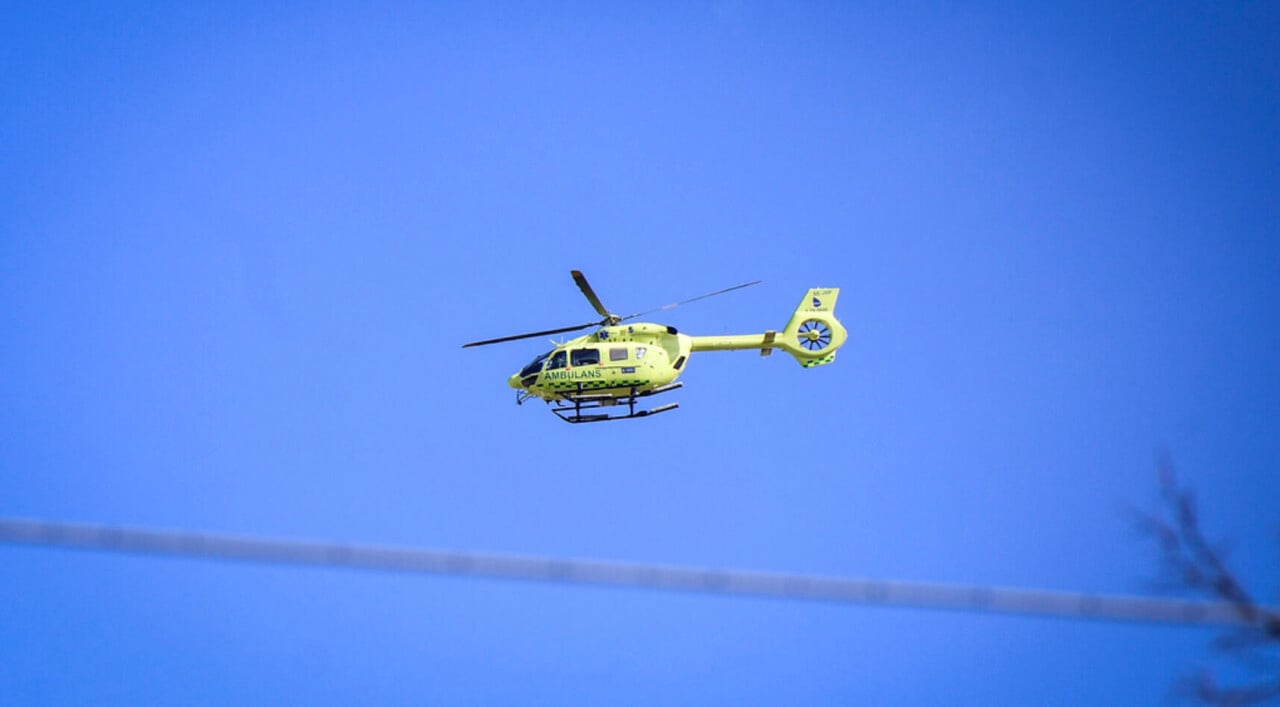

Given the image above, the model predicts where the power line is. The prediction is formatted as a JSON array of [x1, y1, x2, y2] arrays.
[[0, 517, 1264, 628]]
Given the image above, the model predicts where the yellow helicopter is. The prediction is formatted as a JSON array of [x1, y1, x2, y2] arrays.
[[464, 271, 847, 423]]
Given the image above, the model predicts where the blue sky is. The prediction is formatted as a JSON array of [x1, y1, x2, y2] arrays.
[[2, 2, 1278, 704]]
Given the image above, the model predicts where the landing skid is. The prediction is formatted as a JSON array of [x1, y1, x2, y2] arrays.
[[550, 383, 683, 424]]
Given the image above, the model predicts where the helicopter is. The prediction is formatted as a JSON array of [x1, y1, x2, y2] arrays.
[[463, 271, 847, 423]]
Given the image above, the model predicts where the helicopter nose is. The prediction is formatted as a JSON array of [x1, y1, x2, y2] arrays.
[[508, 372, 523, 389]]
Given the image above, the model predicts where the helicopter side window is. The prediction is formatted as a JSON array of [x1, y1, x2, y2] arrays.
[[547, 350, 567, 370], [520, 352, 551, 378], [571, 348, 600, 367], [609, 347, 628, 362]]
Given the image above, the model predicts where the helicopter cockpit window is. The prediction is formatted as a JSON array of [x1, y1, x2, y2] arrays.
[[520, 352, 550, 378], [570, 348, 600, 366], [609, 347, 628, 361], [547, 350, 567, 370]]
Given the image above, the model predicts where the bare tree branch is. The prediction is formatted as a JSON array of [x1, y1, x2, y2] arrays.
[[1139, 459, 1280, 705]]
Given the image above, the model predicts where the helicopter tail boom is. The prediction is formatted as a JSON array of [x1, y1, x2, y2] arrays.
[[688, 288, 847, 367]]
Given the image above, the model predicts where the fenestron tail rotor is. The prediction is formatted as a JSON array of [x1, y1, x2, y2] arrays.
[[462, 270, 760, 348], [797, 319, 832, 351]]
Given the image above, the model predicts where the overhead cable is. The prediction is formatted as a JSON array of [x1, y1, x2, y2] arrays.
[[0, 517, 1266, 629]]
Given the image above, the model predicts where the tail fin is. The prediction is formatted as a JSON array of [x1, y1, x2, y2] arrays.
[[778, 288, 847, 367]]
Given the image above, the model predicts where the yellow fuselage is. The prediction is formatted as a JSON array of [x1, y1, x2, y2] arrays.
[[507, 287, 847, 403], [508, 323, 689, 401]]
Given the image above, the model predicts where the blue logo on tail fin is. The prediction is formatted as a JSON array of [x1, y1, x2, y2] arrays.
[[812, 296, 822, 308]]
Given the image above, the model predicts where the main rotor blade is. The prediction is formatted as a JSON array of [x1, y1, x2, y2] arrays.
[[621, 280, 762, 321], [571, 270, 616, 321], [462, 321, 602, 348]]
